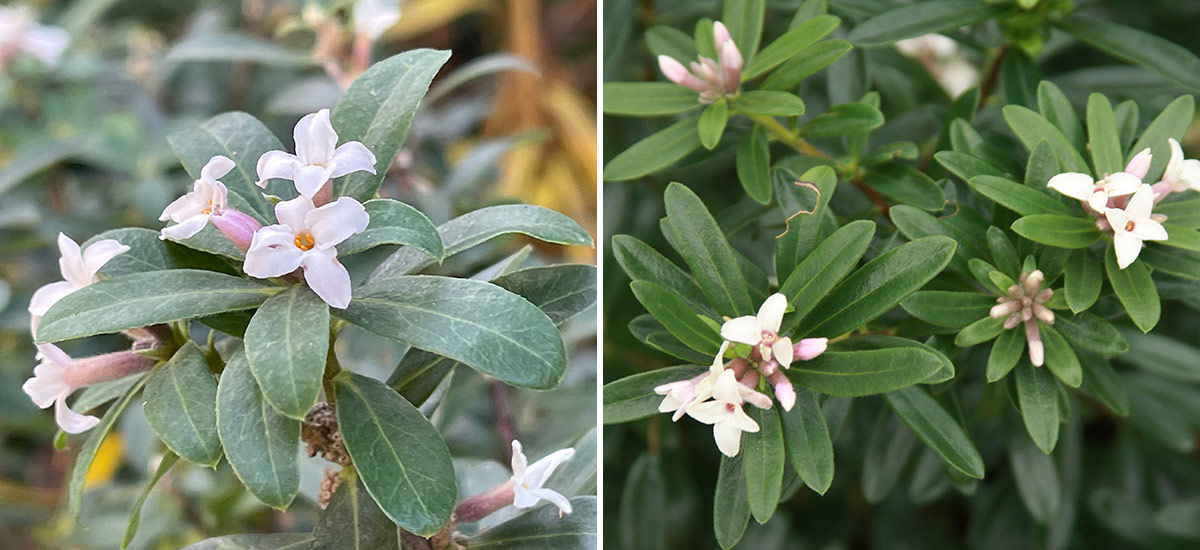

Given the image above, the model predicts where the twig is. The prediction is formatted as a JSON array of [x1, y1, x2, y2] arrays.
[[490, 380, 517, 464]]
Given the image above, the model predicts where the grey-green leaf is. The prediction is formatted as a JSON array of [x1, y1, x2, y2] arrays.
[[467, 496, 597, 549], [339, 199, 443, 259], [244, 286, 330, 419], [168, 112, 286, 220], [216, 352, 300, 509], [144, 342, 222, 466]]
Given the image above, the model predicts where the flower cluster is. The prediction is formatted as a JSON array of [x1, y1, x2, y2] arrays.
[[654, 294, 827, 457], [658, 21, 743, 104], [0, 5, 69, 70], [1048, 139, 1200, 268], [160, 108, 376, 308], [989, 270, 1054, 367]]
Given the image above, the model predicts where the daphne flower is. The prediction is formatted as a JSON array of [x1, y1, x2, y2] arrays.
[[989, 270, 1055, 366], [160, 155, 235, 240], [243, 196, 369, 308], [0, 6, 69, 68], [1106, 185, 1168, 269], [255, 109, 377, 199], [23, 344, 156, 434], [1126, 148, 1153, 181], [895, 34, 978, 98], [1161, 138, 1200, 194], [510, 440, 574, 515], [686, 369, 760, 457], [29, 234, 129, 329], [1048, 170, 1143, 213], [721, 293, 794, 367], [354, 0, 402, 41], [658, 21, 742, 104]]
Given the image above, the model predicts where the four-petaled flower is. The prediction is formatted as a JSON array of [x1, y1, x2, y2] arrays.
[[658, 21, 743, 104], [255, 109, 377, 199], [29, 233, 129, 330], [510, 440, 574, 515], [1048, 170, 1142, 213], [159, 155, 236, 240], [686, 369, 761, 457], [721, 293, 794, 368], [22, 344, 155, 434], [1106, 185, 1168, 269], [244, 196, 369, 308], [1162, 138, 1200, 194]]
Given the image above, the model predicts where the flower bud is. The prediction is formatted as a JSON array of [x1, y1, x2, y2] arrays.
[[210, 209, 262, 252], [793, 337, 828, 361], [1125, 148, 1152, 180]]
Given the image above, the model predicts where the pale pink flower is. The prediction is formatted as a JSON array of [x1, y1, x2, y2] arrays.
[[1106, 185, 1168, 269], [29, 234, 128, 330], [657, 21, 743, 104], [23, 344, 155, 434], [510, 440, 574, 514], [255, 109, 377, 199], [989, 270, 1055, 366], [1048, 171, 1142, 213], [686, 369, 761, 457], [721, 293, 794, 368]]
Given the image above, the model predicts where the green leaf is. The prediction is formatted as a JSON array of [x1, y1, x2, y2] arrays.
[[244, 286, 330, 419], [830, 335, 955, 384], [338, 199, 443, 258], [1155, 198, 1200, 229], [797, 236, 956, 338], [1002, 105, 1090, 174], [967, 176, 1073, 217], [714, 454, 751, 550], [1001, 50, 1039, 108], [760, 39, 852, 91], [166, 33, 312, 66], [737, 125, 772, 204], [801, 102, 884, 137], [602, 365, 707, 424], [1063, 249, 1102, 313], [862, 410, 918, 503], [612, 235, 710, 315], [664, 183, 754, 317], [1011, 215, 1102, 249], [618, 455, 666, 550], [1120, 331, 1200, 383], [312, 475, 399, 550], [987, 227, 1021, 278], [492, 264, 597, 326], [935, 151, 1011, 182], [36, 270, 277, 343], [1009, 434, 1061, 523], [216, 352, 300, 509], [1056, 15, 1200, 93], [122, 452, 178, 549], [1105, 243, 1160, 332], [885, 386, 984, 479], [860, 163, 946, 211], [1025, 139, 1061, 189], [955, 316, 1005, 347], [1015, 361, 1060, 454], [900, 291, 994, 328], [987, 328, 1024, 382], [779, 220, 875, 330], [68, 374, 149, 519], [1040, 324, 1081, 388], [180, 534, 313, 550], [370, 204, 590, 279], [331, 49, 451, 200], [0, 137, 91, 199], [1037, 82, 1086, 156], [342, 276, 565, 389], [604, 115, 703, 181], [334, 372, 455, 536], [167, 112, 284, 220], [729, 91, 807, 116], [1078, 355, 1129, 416], [646, 25, 697, 61], [847, 1, 1005, 47], [743, 406, 785, 523], [602, 82, 700, 116], [1054, 311, 1127, 355], [780, 388, 833, 495], [1086, 93, 1124, 176], [85, 228, 233, 278], [743, 15, 840, 80], [722, 0, 766, 63], [144, 342, 222, 466], [785, 348, 943, 397], [1129, 95, 1195, 182], [469, 497, 597, 549], [630, 281, 721, 355], [698, 100, 730, 150], [1162, 224, 1200, 252], [775, 165, 837, 283]]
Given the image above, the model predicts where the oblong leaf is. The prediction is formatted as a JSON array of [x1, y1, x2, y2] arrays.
[[68, 374, 149, 519], [885, 386, 984, 479], [338, 199, 443, 258], [780, 220, 876, 330], [848, 1, 1005, 47], [1105, 243, 1160, 332], [1057, 15, 1200, 94], [604, 115, 703, 181], [786, 348, 943, 396], [244, 286, 331, 419], [967, 176, 1074, 217], [630, 280, 721, 356], [760, 39, 853, 91], [144, 342, 222, 466], [216, 352, 300, 509], [1015, 361, 1060, 454], [737, 125, 772, 204], [780, 387, 834, 495], [1011, 215, 1102, 249], [743, 15, 840, 79], [729, 91, 806, 116], [802, 102, 884, 137], [900, 291, 994, 328], [861, 163, 946, 212], [602, 82, 701, 116], [664, 182, 754, 317], [1002, 105, 1090, 174], [602, 365, 707, 424], [743, 406, 785, 523]]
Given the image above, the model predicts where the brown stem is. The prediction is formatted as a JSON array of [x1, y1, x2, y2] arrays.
[[490, 380, 517, 464], [976, 44, 1008, 114]]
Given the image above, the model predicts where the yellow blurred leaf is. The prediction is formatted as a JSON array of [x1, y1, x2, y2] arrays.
[[387, 0, 497, 40], [84, 433, 124, 488]]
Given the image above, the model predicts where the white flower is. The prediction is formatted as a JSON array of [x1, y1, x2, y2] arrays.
[[255, 109, 377, 199], [685, 369, 760, 457], [1047, 171, 1142, 213], [658, 21, 742, 104], [655, 342, 727, 421], [159, 155, 236, 240], [0, 6, 69, 67], [1162, 138, 1200, 193], [29, 233, 129, 329], [243, 196, 369, 308], [510, 440, 574, 515], [720, 293, 794, 368], [22, 344, 100, 434], [354, 0, 403, 41], [1105, 185, 1168, 269], [895, 34, 958, 59]]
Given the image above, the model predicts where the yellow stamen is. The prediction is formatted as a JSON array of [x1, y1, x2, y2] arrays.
[[294, 232, 316, 251], [1125, 221, 1135, 232]]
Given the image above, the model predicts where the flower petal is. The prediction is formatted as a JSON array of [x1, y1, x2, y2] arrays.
[[712, 420, 744, 457], [685, 400, 727, 425], [243, 226, 304, 278], [510, 440, 527, 479], [1104, 172, 1143, 196], [160, 215, 211, 241], [773, 336, 793, 368], [1126, 185, 1157, 220], [294, 109, 338, 165], [160, 192, 203, 223], [56, 233, 89, 288], [1132, 218, 1168, 242], [525, 488, 573, 514], [328, 142, 378, 179], [255, 151, 303, 187], [710, 340, 730, 373], [756, 293, 788, 333], [308, 197, 370, 247], [275, 196, 317, 231], [1046, 172, 1095, 202], [301, 248, 353, 308], [523, 448, 575, 488], [711, 369, 743, 404], [200, 155, 236, 183], [1105, 207, 1132, 233], [794, 337, 828, 361], [293, 164, 332, 199], [55, 396, 99, 434], [28, 280, 75, 317], [1113, 231, 1143, 270], [23, 367, 68, 408], [720, 315, 761, 345]]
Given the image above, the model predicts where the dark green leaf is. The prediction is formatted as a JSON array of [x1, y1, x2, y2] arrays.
[[216, 352, 300, 509], [714, 454, 751, 549], [122, 452, 178, 549], [780, 388, 834, 495], [802, 102, 884, 137], [468, 496, 597, 549], [311, 475, 399, 550], [786, 348, 943, 396], [729, 91, 807, 116], [1015, 362, 1060, 454], [618, 454, 665, 550], [68, 374, 149, 519], [1086, 93, 1124, 176], [743, 15, 840, 79], [722, 0, 766, 63], [664, 183, 753, 317], [968, 176, 1073, 217], [630, 280, 721, 355], [1063, 248, 1102, 313], [1002, 105, 1090, 174], [602, 366, 707, 424], [775, 165, 837, 284], [1011, 215, 1101, 249], [1009, 434, 1061, 523], [602, 82, 701, 116], [1129, 95, 1195, 182], [1105, 243, 1160, 332], [780, 220, 875, 330], [737, 125, 772, 204], [244, 286, 330, 419], [1054, 311, 1127, 355], [885, 386, 984, 479], [698, 100, 730, 150], [847, 1, 1005, 47], [612, 235, 710, 315], [1056, 15, 1200, 94], [987, 328, 1024, 382], [167, 112, 284, 220], [743, 406, 785, 523], [604, 115, 703, 181], [1040, 324, 1081, 388], [955, 316, 1004, 347], [900, 291, 993, 328], [144, 342, 221, 466], [860, 163, 946, 211], [760, 39, 852, 91]]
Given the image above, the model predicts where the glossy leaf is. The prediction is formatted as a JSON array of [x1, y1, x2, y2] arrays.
[[1086, 93, 1124, 176], [602, 366, 707, 424], [885, 386, 985, 479], [244, 286, 330, 419], [1002, 105, 1090, 174], [967, 176, 1073, 217], [743, 15, 840, 79], [779, 220, 875, 330], [860, 163, 946, 211], [1009, 434, 1061, 523], [1105, 243, 1160, 332], [1015, 362, 1060, 454], [1054, 311, 1127, 355], [1040, 325, 1081, 388], [900, 291, 994, 328], [847, 1, 1005, 47], [737, 125, 772, 204], [760, 39, 852, 91], [780, 388, 834, 495], [630, 280, 722, 355], [1057, 15, 1200, 93], [604, 115, 702, 181], [469, 496, 597, 549], [338, 199, 443, 259], [775, 165, 837, 283], [729, 91, 807, 116], [713, 454, 751, 549], [698, 100, 729, 150], [1011, 215, 1102, 249], [743, 406, 785, 523], [144, 342, 221, 466], [612, 235, 710, 315], [1063, 249, 1102, 313], [987, 328, 1024, 382], [664, 183, 753, 317], [786, 348, 943, 397]]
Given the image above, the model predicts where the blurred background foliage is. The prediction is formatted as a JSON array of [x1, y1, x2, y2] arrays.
[[0, 0, 596, 548], [604, 0, 1200, 548]]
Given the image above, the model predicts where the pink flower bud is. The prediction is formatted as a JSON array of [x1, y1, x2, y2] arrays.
[[767, 369, 796, 412], [210, 209, 262, 253], [1024, 320, 1044, 367], [793, 337, 828, 361], [1125, 148, 1152, 180], [659, 55, 707, 93], [712, 21, 733, 48]]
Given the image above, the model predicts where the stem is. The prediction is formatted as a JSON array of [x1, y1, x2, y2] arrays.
[[976, 44, 1008, 114], [490, 380, 517, 464]]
